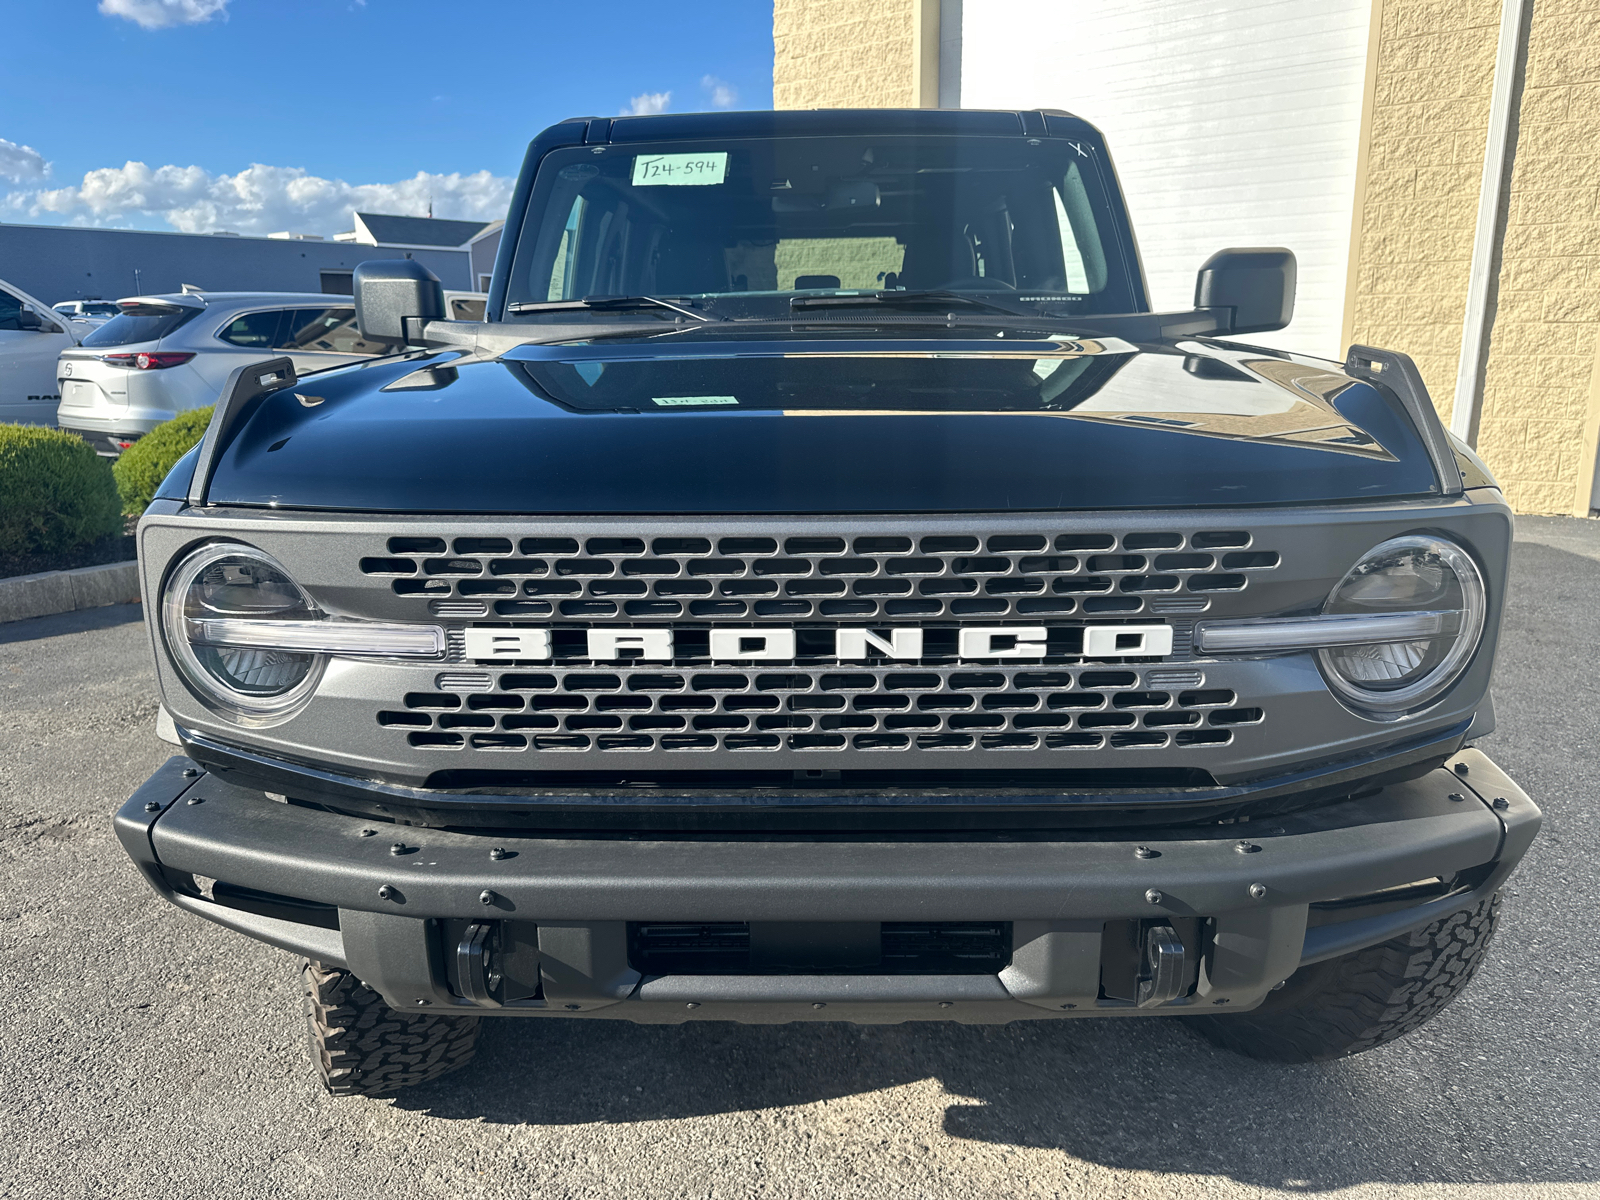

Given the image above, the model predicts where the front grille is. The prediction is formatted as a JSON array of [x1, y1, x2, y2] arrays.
[[360, 527, 1280, 622], [377, 665, 1263, 754], [354, 521, 1281, 762], [628, 921, 1013, 975]]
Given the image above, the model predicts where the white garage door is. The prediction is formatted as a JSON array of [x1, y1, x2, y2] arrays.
[[951, 0, 1371, 361]]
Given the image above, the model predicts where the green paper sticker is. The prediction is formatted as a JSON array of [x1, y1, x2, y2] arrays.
[[631, 152, 729, 186]]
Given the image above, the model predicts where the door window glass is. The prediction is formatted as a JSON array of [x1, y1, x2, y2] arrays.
[[218, 310, 287, 349], [0, 289, 24, 332], [278, 307, 387, 356]]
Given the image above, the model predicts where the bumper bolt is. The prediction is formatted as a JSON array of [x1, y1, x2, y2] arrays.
[[812, 1002, 826, 1009], [1454, 762, 1470, 776], [1235, 840, 1260, 854], [415, 999, 430, 1006], [1448, 792, 1467, 802], [359, 829, 376, 838], [1212, 997, 1231, 1005], [1493, 796, 1510, 810], [1144, 888, 1163, 905], [181, 767, 198, 778], [1134, 846, 1158, 859], [1249, 883, 1268, 900], [479, 890, 497, 905], [143, 801, 160, 813], [489, 847, 506, 861], [685, 1002, 700, 1010], [186, 796, 204, 805], [564, 1004, 581, 1011], [1061, 1003, 1077, 1010], [938, 1001, 953, 1008], [377, 885, 395, 900], [390, 842, 406, 855]]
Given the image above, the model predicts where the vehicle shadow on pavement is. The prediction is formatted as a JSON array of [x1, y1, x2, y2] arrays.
[[0, 601, 143, 645], [394, 1012, 1590, 1189]]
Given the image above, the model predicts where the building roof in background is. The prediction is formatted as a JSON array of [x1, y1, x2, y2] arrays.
[[467, 219, 506, 247], [345, 212, 492, 248]]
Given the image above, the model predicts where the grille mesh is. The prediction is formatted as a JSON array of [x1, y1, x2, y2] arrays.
[[363, 524, 1278, 758], [378, 666, 1262, 754], [360, 529, 1279, 622]]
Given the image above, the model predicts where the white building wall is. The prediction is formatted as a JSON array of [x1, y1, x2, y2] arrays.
[[954, 0, 1370, 360]]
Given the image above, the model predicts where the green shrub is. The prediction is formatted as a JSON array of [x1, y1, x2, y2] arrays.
[[113, 406, 214, 517], [0, 425, 124, 557]]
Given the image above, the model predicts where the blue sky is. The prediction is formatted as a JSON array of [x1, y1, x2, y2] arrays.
[[0, 0, 773, 236]]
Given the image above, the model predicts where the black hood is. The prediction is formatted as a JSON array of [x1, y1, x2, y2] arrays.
[[192, 332, 1440, 514]]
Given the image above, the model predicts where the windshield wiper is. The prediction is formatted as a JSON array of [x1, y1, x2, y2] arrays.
[[789, 290, 1036, 318], [508, 295, 720, 321]]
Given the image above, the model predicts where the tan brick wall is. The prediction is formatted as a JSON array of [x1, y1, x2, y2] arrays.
[[773, 0, 920, 109], [1346, 0, 1500, 432], [1475, 0, 1600, 514], [1349, 0, 1600, 514]]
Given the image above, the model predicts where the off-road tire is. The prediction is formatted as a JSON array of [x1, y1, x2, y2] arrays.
[[1185, 894, 1500, 1063], [302, 959, 480, 1097]]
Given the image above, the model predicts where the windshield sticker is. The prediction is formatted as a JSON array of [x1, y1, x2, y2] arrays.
[[631, 152, 729, 186], [652, 395, 739, 407]]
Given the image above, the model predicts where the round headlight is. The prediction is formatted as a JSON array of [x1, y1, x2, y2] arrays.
[[162, 543, 325, 718], [1317, 535, 1486, 717]]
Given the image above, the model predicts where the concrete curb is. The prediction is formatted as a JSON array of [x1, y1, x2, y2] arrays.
[[0, 561, 141, 624]]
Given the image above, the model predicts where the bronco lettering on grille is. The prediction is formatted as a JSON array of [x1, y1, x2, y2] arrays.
[[461, 624, 1172, 662]]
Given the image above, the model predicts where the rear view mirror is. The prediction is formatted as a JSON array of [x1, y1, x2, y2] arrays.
[[16, 306, 44, 331], [353, 259, 445, 346], [827, 181, 880, 210], [1195, 248, 1295, 335]]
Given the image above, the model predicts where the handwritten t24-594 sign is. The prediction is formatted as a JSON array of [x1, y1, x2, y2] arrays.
[[631, 152, 729, 186]]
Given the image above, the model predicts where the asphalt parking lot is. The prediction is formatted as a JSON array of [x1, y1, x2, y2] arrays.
[[1, 517, 1596, 1200]]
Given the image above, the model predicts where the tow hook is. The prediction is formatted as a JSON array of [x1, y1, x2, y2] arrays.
[[1136, 923, 1187, 1008], [457, 922, 503, 1008]]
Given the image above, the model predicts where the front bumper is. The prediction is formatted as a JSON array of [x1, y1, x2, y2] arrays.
[[114, 749, 1539, 1024]]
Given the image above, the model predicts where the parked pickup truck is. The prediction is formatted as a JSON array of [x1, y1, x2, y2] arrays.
[[0, 276, 89, 426], [115, 108, 1539, 1097]]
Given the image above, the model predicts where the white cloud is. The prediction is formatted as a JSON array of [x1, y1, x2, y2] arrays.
[[0, 138, 48, 183], [621, 91, 671, 117], [99, 0, 229, 28], [701, 75, 737, 108], [2, 160, 514, 238]]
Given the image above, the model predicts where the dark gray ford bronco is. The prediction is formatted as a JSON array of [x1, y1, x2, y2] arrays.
[[116, 108, 1540, 1096]]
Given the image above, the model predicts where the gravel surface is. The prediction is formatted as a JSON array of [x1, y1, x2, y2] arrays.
[[1, 523, 1596, 1200]]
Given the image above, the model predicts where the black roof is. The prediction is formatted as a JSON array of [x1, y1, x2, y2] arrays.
[[552, 107, 1098, 145]]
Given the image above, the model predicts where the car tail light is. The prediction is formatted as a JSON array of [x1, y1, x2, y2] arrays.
[[99, 352, 196, 370]]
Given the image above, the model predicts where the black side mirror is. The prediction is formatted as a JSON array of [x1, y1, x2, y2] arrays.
[[16, 306, 44, 331], [353, 259, 444, 346], [1195, 248, 1295, 335]]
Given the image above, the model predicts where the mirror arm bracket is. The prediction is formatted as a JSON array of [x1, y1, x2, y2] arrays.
[[1345, 345, 1465, 497]]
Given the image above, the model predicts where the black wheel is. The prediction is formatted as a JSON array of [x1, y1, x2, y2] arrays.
[[1185, 894, 1500, 1063], [302, 959, 480, 1097]]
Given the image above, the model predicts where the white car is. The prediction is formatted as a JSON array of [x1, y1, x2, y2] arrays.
[[0, 277, 92, 427], [52, 300, 121, 324], [57, 291, 396, 457], [444, 290, 488, 321]]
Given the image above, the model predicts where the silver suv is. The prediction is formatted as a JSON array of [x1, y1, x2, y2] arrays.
[[57, 291, 394, 456]]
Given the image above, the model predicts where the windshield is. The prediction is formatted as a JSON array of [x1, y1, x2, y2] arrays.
[[508, 135, 1140, 319], [81, 308, 201, 347], [512, 339, 1134, 413]]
